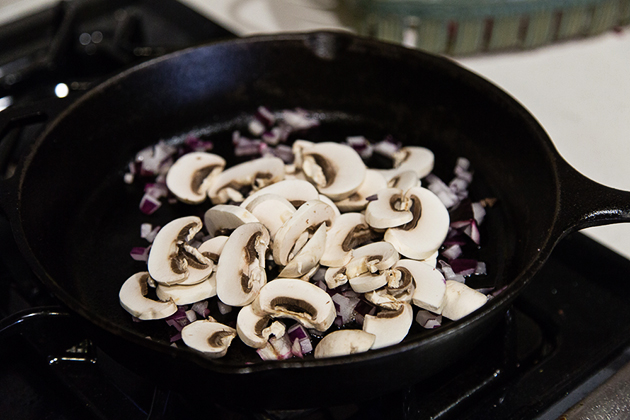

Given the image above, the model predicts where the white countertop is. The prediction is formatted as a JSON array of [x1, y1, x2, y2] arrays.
[[183, 0, 630, 259]]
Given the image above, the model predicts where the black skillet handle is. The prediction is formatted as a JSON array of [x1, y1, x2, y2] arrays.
[[0, 97, 70, 218], [553, 157, 630, 240]]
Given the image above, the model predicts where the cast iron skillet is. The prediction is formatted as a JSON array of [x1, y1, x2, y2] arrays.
[[2, 32, 630, 409]]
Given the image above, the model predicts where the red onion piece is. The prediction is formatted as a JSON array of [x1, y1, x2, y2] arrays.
[[441, 244, 462, 261], [255, 106, 276, 127], [191, 301, 209, 317], [169, 332, 182, 343], [139, 193, 161, 215], [281, 109, 319, 130], [269, 334, 293, 360], [287, 324, 313, 354], [130, 246, 150, 262], [291, 338, 304, 358], [416, 310, 442, 329], [257, 343, 280, 361]]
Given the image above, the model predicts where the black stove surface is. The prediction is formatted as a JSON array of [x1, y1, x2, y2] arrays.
[[2, 2, 630, 419]]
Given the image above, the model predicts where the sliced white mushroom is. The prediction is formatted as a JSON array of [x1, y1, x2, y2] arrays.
[[395, 259, 446, 313], [363, 265, 416, 310], [377, 146, 434, 181], [441, 281, 488, 321], [240, 179, 319, 209], [176, 235, 228, 286], [362, 303, 413, 350], [279, 223, 327, 278], [335, 170, 388, 212], [320, 212, 372, 268], [155, 277, 217, 305], [291, 139, 316, 168], [313, 330, 376, 359], [236, 304, 287, 348], [344, 241, 399, 279], [385, 186, 450, 260], [215, 223, 270, 306], [317, 194, 341, 217], [165, 152, 226, 204], [119, 272, 177, 320], [181, 319, 236, 358], [253, 278, 336, 332], [147, 216, 208, 285], [272, 200, 335, 266], [207, 156, 285, 204], [204, 204, 259, 237], [324, 266, 348, 289], [348, 272, 388, 293], [244, 194, 296, 239], [364, 188, 413, 229], [387, 170, 420, 191], [299, 142, 367, 200]]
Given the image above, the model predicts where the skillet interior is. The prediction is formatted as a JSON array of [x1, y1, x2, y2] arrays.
[[12, 32, 561, 407]]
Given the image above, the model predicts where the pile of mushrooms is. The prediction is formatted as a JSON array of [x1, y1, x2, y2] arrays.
[[120, 137, 488, 360]]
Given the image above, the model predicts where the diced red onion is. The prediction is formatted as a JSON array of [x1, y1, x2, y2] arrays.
[[372, 139, 400, 159], [365, 194, 378, 202], [269, 334, 293, 360], [267, 144, 294, 163], [476, 261, 487, 275], [287, 324, 313, 354], [169, 332, 182, 343], [185, 310, 197, 323], [248, 119, 266, 137], [425, 174, 460, 208], [416, 310, 442, 329], [291, 338, 304, 358], [332, 293, 360, 325], [449, 259, 478, 276], [345, 136, 374, 159], [442, 243, 463, 260], [166, 318, 184, 331], [471, 201, 486, 225], [139, 193, 161, 215], [281, 109, 319, 130], [438, 260, 465, 283], [140, 223, 161, 243], [132, 316, 142, 323], [124, 173, 134, 184], [191, 301, 208, 317], [130, 246, 150, 262], [217, 301, 233, 315], [255, 106, 276, 127], [234, 137, 264, 157]]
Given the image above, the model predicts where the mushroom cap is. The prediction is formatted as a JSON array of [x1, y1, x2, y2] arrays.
[[236, 304, 285, 349], [279, 223, 327, 278], [272, 200, 335, 266], [244, 194, 296, 239], [181, 320, 237, 358], [335, 169, 388, 212], [165, 152, 226, 204], [252, 278, 336, 332], [348, 272, 388, 293], [384, 186, 450, 260], [119, 272, 177, 320], [441, 281, 488, 321], [176, 236, 228, 286], [317, 194, 341, 217], [377, 146, 434, 181], [147, 216, 205, 285], [313, 330, 376, 359], [362, 303, 413, 350], [300, 142, 367, 200], [207, 156, 285, 204], [204, 204, 259, 237], [364, 188, 413, 229], [344, 241, 400, 279], [320, 212, 372, 268], [215, 222, 270, 307], [155, 276, 217, 305], [388, 170, 420, 191], [395, 259, 446, 312], [324, 266, 348, 289], [240, 179, 319, 209]]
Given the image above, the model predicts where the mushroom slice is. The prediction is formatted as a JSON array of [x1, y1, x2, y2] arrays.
[[236, 304, 286, 348], [362, 303, 413, 350], [165, 152, 226, 204], [318, 194, 341, 217], [320, 212, 373, 268], [181, 320, 236, 358], [147, 216, 207, 285], [177, 236, 228, 286], [300, 142, 367, 200], [348, 272, 388, 293], [272, 200, 335, 266], [385, 186, 450, 260], [395, 259, 446, 313], [119, 272, 177, 320], [388, 170, 420, 191], [324, 266, 348, 289], [207, 156, 285, 204], [216, 223, 270, 307], [364, 188, 413, 229], [344, 242, 399, 279], [155, 277, 217, 305], [204, 204, 259, 237], [313, 330, 376, 359], [245, 194, 296, 239], [253, 278, 336, 332], [363, 266, 416, 310], [335, 170, 388, 212], [291, 139, 316, 169], [240, 179, 319, 209], [377, 146, 434, 181], [441, 281, 488, 321], [279, 223, 327, 278]]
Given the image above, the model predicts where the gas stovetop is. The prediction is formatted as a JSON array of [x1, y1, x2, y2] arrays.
[[2, 2, 630, 419]]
